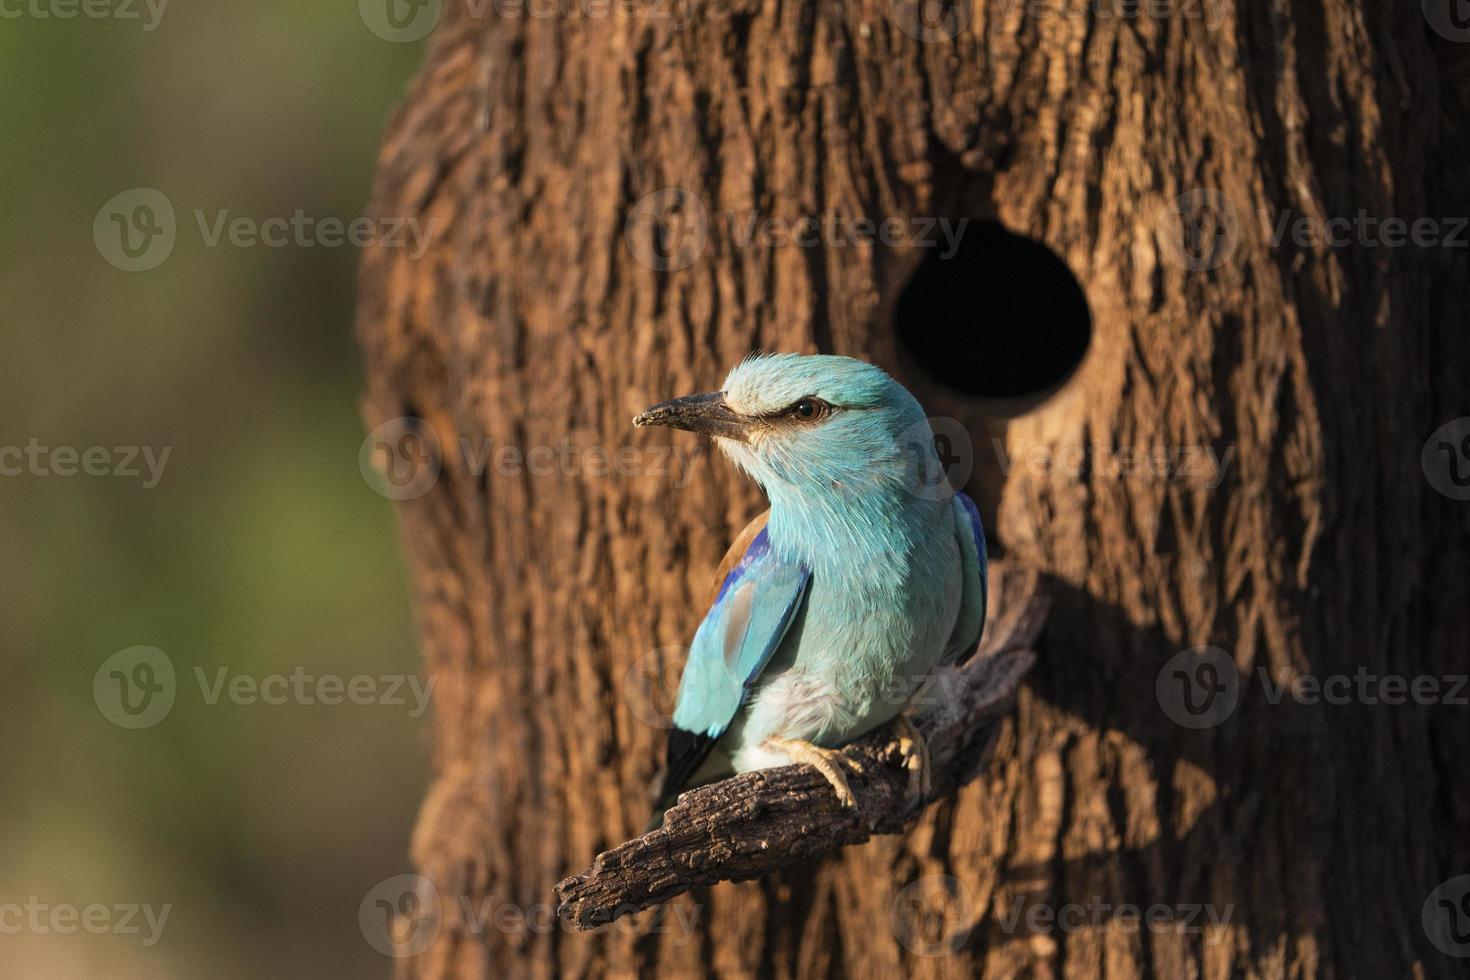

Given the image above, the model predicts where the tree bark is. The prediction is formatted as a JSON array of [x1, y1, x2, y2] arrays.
[[355, 2, 1470, 977]]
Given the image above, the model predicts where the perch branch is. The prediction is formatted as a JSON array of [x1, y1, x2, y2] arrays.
[[555, 561, 1049, 930]]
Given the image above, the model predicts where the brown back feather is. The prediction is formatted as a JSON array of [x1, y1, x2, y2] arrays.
[[703, 510, 771, 610]]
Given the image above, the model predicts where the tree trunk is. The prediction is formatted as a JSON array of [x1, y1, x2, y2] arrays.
[[355, 2, 1470, 977]]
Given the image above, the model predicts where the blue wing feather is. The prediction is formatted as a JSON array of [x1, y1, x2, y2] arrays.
[[650, 527, 810, 824], [945, 492, 989, 663], [671, 527, 810, 737]]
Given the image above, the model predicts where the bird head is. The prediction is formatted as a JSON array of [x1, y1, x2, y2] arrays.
[[634, 353, 942, 504]]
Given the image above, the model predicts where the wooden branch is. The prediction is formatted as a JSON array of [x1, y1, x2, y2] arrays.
[[554, 561, 1049, 931]]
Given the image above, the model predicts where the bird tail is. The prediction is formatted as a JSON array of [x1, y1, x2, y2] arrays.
[[643, 727, 718, 833]]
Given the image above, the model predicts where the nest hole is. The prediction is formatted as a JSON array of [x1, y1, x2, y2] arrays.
[[895, 221, 1091, 409]]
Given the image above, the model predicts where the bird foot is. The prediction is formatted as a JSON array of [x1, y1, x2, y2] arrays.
[[762, 736, 864, 808], [890, 715, 931, 806]]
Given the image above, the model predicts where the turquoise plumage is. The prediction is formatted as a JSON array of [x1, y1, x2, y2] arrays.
[[634, 354, 987, 825]]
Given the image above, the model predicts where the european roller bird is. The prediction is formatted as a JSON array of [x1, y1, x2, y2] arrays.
[[633, 353, 987, 828]]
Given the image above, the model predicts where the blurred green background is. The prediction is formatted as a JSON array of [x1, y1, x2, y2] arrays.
[[0, 5, 431, 977]]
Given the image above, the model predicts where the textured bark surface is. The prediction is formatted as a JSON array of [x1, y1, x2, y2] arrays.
[[355, 1, 1470, 977]]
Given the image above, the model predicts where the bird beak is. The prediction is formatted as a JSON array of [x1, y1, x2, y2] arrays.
[[632, 391, 750, 442]]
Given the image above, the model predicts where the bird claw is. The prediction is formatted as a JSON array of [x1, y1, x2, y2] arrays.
[[762, 736, 863, 808], [889, 715, 931, 806]]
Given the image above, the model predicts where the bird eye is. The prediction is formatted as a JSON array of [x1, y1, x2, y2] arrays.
[[789, 398, 828, 422]]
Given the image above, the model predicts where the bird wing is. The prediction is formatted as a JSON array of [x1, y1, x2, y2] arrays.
[[943, 491, 989, 664], [654, 511, 811, 816]]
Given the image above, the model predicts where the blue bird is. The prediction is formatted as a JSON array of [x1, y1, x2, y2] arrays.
[[633, 353, 987, 827]]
